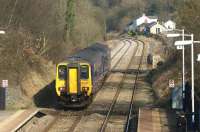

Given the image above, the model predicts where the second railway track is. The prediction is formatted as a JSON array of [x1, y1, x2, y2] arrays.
[[125, 40, 145, 132], [99, 40, 140, 132], [99, 40, 145, 132]]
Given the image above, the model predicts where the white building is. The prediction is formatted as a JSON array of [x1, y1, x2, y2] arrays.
[[164, 20, 176, 31], [136, 13, 158, 26], [147, 22, 166, 34]]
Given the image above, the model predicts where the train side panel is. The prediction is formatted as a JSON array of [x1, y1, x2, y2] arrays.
[[73, 43, 111, 94]]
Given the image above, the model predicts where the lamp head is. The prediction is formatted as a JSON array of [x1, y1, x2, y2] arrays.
[[0, 30, 6, 34], [174, 40, 193, 46], [167, 33, 181, 38], [197, 54, 200, 62]]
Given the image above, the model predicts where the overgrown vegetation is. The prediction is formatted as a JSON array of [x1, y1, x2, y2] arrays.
[[92, 0, 148, 32], [145, 0, 200, 102], [65, 0, 75, 39], [175, 0, 200, 94]]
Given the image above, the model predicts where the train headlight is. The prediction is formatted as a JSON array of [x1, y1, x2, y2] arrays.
[[59, 87, 66, 92], [83, 87, 89, 91]]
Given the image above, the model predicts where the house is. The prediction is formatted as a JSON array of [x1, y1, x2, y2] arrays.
[[126, 13, 160, 33], [136, 23, 147, 33], [146, 22, 166, 34], [136, 13, 158, 26], [164, 20, 176, 31]]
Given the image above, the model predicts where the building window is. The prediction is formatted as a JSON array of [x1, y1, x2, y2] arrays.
[[156, 28, 160, 34]]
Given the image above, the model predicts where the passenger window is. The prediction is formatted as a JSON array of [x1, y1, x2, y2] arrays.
[[81, 65, 89, 79], [58, 65, 67, 80]]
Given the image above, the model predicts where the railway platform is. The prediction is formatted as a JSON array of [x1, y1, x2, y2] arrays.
[[0, 109, 38, 132], [137, 107, 177, 132], [0, 110, 16, 122]]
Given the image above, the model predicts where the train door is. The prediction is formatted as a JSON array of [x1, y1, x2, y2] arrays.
[[68, 68, 78, 94]]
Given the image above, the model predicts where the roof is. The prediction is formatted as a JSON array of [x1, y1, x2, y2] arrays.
[[69, 43, 110, 64], [146, 22, 157, 28], [165, 20, 175, 24], [137, 23, 148, 28]]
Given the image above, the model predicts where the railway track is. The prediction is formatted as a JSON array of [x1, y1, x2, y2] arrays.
[[111, 40, 126, 60], [111, 40, 132, 69], [111, 38, 136, 61], [98, 40, 144, 132], [124, 40, 145, 132]]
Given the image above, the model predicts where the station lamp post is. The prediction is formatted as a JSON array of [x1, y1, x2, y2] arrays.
[[0, 30, 6, 110], [167, 29, 191, 103], [174, 34, 200, 127]]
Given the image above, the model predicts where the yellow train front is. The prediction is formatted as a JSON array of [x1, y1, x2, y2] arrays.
[[55, 43, 110, 107]]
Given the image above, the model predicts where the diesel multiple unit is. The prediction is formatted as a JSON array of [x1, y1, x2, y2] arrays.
[[55, 43, 110, 107]]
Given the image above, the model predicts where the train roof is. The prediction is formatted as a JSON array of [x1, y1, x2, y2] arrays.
[[67, 43, 110, 64]]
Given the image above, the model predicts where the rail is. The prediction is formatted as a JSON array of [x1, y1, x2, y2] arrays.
[[111, 41, 132, 70], [124, 40, 145, 132], [99, 39, 140, 132], [111, 40, 126, 60]]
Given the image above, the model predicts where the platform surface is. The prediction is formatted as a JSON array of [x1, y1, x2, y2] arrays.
[[0, 110, 16, 122], [0, 109, 38, 132], [137, 108, 177, 132]]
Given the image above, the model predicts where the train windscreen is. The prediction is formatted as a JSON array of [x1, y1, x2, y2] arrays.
[[58, 65, 67, 80], [80, 65, 89, 79]]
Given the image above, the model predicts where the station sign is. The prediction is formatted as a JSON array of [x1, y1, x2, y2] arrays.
[[172, 86, 183, 110], [2, 80, 8, 88], [169, 79, 175, 88]]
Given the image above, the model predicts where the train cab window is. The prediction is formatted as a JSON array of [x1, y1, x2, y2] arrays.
[[80, 65, 89, 79], [58, 65, 67, 80]]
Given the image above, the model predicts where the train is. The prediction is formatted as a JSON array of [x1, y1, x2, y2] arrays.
[[55, 43, 111, 107]]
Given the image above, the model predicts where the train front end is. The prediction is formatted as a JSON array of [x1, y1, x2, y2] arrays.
[[55, 62, 92, 106]]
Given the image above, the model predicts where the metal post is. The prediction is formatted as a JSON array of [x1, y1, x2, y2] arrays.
[[0, 80, 8, 110], [186, 115, 188, 132], [0, 87, 6, 110], [182, 29, 185, 101], [191, 34, 195, 125]]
